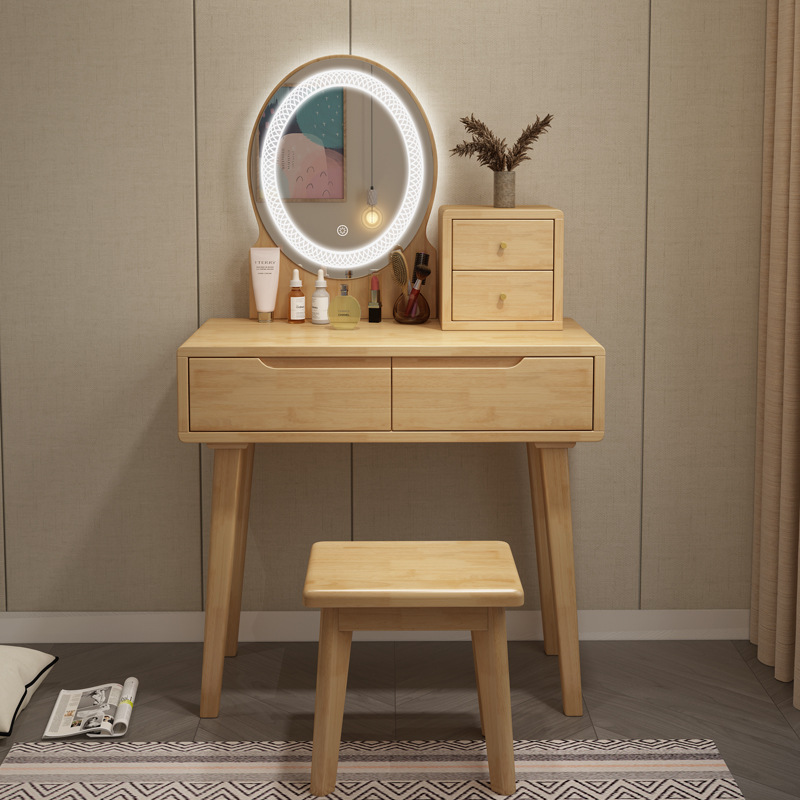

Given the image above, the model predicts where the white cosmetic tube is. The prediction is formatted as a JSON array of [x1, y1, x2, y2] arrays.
[[250, 247, 281, 322]]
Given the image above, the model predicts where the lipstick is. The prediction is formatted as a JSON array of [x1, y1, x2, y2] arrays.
[[368, 273, 382, 322]]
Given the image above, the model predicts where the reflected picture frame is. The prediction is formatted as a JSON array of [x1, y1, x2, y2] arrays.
[[257, 86, 346, 203]]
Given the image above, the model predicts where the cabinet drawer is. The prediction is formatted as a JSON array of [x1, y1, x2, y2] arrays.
[[189, 357, 391, 431], [451, 271, 553, 321], [392, 357, 594, 431], [452, 219, 554, 270]]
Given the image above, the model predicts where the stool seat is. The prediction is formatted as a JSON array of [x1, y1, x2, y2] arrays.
[[304, 540, 523, 796], [303, 540, 525, 608]]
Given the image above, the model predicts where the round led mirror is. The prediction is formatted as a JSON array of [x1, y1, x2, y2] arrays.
[[247, 56, 437, 279]]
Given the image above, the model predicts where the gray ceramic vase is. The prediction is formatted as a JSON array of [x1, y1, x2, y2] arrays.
[[493, 170, 516, 208]]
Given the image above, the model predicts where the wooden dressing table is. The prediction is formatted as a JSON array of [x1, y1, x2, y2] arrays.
[[177, 316, 605, 718]]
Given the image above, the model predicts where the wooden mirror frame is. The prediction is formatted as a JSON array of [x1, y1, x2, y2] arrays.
[[246, 55, 438, 320]]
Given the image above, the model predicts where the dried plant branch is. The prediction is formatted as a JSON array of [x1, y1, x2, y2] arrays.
[[505, 114, 554, 170], [450, 112, 553, 172]]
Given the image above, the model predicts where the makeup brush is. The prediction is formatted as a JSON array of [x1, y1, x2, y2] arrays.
[[389, 246, 409, 293], [406, 253, 431, 315]]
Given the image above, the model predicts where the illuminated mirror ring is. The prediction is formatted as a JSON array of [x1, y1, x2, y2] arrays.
[[260, 69, 425, 271]]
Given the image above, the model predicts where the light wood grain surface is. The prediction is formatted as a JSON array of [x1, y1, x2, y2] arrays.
[[177, 317, 605, 444], [310, 608, 353, 795], [188, 357, 392, 432], [439, 206, 564, 331], [178, 317, 604, 358], [303, 541, 524, 608], [452, 219, 554, 270], [392, 356, 594, 432], [472, 608, 516, 793], [305, 538, 521, 793], [451, 271, 554, 321]]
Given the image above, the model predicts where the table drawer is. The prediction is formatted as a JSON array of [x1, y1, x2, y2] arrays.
[[452, 219, 554, 270], [392, 357, 594, 431], [189, 357, 391, 431], [451, 271, 553, 321]]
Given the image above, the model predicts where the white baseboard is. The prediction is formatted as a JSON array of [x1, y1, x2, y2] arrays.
[[0, 609, 750, 643]]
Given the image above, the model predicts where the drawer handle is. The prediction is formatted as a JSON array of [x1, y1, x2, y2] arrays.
[[499, 241, 508, 250], [499, 293, 507, 301], [257, 358, 390, 369]]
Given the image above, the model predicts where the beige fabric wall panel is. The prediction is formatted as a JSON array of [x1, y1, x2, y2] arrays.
[[352, 444, 543, 610], [200, 445, 352, 612], [642, 1, 765, 608], [194, 0, 350, 322], [0, 1, 201, 609], [0, 426, 4, 611], [194, 1, 352, 611], [352, 0, 649, 608]]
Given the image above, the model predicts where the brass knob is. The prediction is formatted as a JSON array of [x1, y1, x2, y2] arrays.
[[499, 293, 507, 301], [499, 241, 508, 250]]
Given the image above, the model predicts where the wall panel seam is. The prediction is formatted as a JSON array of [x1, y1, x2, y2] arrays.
[[0, 342, 6, 611], [350, 443, 354, 541], [639, 0, 653, 613], [192, 0, 205, 609]]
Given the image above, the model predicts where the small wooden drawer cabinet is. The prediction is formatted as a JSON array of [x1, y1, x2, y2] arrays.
[[439, 205, 564, 331]]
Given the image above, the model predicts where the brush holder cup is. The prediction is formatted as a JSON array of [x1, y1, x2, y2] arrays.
[[393, 292, 430, 324]]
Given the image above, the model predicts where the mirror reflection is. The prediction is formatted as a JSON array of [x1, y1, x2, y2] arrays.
[[248, 56, 436, 279]]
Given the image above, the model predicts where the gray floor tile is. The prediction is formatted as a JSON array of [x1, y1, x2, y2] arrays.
[[2, 637, 799, 797], [395, 641, 484, 739], [196, 691, 314, 741], [507, 641, 597, 739], [197, 640, 396, 742], [733, 775, 800, 800], [392, 640, 596, 740], [582, 641, 800, 798], [735, 639, 800, 738]]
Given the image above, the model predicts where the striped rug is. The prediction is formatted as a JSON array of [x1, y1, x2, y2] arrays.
[[0, 738, 744, 799]]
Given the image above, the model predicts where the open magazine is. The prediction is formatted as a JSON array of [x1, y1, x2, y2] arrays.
[[43, 677, 138, 738]]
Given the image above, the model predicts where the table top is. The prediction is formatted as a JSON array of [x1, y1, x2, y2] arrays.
[[178, 317, 605, 358]]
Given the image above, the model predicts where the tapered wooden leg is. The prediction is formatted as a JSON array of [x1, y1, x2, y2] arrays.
[[537, 445, 583, 716], [311, 609, 353, 796], [200, 444, 251, 718], [526, 443, 558, 655], [472, 609, 516, 795], [471, 634, 486, 735], [225, 443, 255, 657]]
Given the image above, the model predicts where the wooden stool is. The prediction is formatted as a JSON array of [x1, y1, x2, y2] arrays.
[[303, 540, 524, 796]]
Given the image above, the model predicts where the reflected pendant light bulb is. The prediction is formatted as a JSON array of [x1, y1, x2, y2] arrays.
[[362, 186, 382, 228], [362, 91, 382, 230]]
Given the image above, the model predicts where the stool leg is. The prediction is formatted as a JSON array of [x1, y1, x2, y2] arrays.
[[472, 608, 516, 795], [311, 609, 352, 796]]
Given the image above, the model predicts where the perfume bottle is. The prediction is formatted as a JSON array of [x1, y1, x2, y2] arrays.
[[328, 284, 361, 329]]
